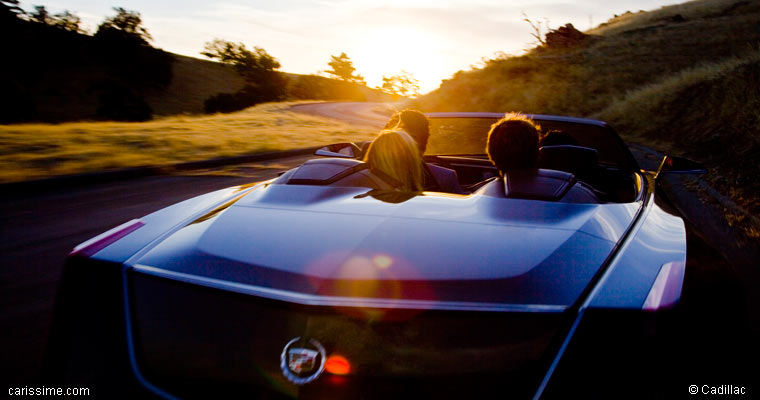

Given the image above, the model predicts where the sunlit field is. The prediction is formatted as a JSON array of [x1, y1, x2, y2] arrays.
[[0, 102, 379, 183]]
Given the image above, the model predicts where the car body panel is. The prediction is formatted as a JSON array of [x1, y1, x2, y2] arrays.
[[91, 183, 262, 263], [130, 183, 640, 308]]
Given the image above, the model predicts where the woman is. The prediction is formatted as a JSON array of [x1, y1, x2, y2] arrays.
[[364, 130, 425, 192]]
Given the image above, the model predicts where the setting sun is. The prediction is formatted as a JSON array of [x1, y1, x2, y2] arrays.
[[353, 27, 447, 94]]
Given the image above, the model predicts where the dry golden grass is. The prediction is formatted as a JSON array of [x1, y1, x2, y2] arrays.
[[588, 0, 758, 35], [413, 0, 760, 117], [597, 50, 760, 217], [0, 102, 377, 183]]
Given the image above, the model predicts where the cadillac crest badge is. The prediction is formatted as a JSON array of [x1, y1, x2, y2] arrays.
[[280, 337, 326, 385]]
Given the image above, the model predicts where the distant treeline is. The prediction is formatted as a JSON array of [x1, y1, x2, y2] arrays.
[[199, 39, 390, 114], [0, 2, 391, 123], [0, 3, 173, 123]]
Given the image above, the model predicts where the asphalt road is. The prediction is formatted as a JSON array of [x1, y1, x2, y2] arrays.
[[289, 101, 394, 127], [0, 155, 311, 388]]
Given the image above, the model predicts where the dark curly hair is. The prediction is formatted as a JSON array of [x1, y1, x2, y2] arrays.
[[384, 109, 430, 153], [486, 113, 541, 172]]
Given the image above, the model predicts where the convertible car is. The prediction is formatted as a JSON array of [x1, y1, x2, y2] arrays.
[[45, 113, 705, 399]]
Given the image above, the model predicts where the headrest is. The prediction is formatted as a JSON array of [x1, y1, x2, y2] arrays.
[[504, 169, 576, 201], [286, 158, 367, 185], [539, 145, 599, 175]]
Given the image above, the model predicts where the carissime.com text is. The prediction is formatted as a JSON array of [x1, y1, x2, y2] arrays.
[[8, 386, 90, 396]]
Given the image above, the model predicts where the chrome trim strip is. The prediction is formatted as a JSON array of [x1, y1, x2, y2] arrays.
[[532, 308, 586, 400], [580, 174, 653, 310], [131, 264, 567, 313], [122, 266, 176, 400], [533, 174, 652, 399]]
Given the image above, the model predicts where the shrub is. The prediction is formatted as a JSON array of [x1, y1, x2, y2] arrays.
[[95, 82, 153, 121]]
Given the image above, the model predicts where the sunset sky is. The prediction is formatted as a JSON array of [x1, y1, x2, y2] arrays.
[[31, 0, 683, 93]]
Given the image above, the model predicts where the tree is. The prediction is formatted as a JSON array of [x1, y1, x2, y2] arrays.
[[381, 70, 420, 98], [1, 0, 24, 21], [201, 39, 288, 113], [522, 12, 549, 47], [202, 39, 282, 81], [29, 6, 85, 33], [52, 10, 85, 33], [96, 7, 152, 44], [92, 8, 173, 90], [30, 5, 50, 25], [325, 52, 365, 84]]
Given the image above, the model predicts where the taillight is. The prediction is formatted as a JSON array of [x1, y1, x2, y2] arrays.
[[325, 355, 351, 375], [642, 261, 685, 310], [70, 219, 144, 257]]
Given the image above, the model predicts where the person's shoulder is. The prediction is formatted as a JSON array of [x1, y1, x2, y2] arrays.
[[427, 163, 456, 176], [426, 163, 465, 194]]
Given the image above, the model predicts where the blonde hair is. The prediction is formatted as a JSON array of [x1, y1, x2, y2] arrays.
[[364, 130, 425, 191]]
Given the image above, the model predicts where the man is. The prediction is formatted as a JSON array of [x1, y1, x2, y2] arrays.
[[384, 109, 464, 194], [485, 113, 599, 203]]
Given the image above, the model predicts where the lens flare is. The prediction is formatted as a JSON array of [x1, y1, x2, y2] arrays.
[[325, 355, 351, 375], [373, 255, 393, 269]]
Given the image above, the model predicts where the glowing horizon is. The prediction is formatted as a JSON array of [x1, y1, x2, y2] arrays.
[[32, 0, 684, 94]]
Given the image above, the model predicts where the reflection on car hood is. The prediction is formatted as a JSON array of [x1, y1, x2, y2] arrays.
[[135, 184, 640, 308]]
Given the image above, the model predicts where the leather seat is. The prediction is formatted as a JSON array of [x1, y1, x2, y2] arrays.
[[476, 169, 601, 203]]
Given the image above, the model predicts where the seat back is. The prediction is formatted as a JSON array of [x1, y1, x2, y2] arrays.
[[503, 169, 576, 201], [539, 145, 599, 176]]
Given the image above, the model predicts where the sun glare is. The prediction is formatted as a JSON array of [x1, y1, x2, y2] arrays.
[[353, 27, 446, 94]]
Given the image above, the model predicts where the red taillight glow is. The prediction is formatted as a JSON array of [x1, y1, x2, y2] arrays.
[[324, 355, 351, 375], [70, 219, 144, 257]]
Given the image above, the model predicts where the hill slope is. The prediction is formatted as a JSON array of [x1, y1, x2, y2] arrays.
[[413, 0, 760, 115], [143, 55, 247, 116], [412, 0, 760, 218], [146, 55, 394, 116]]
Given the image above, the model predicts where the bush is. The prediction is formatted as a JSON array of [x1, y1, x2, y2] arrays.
[[0, 80, 36, 123], [95, 82, 153, 121], [288, 75, 366, 101], [203, 85, 263, 114], [92, 29, 174, 89]]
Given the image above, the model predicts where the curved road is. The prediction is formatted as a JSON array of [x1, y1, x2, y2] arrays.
[[289, 102, 396, 127]]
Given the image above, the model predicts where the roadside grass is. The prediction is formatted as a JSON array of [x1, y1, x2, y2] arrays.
[[0, 102, 377, 183], [596, 50, 760, 227]]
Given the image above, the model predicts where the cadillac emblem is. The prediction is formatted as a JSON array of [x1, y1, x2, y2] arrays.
[[280, 337, 326, 385]]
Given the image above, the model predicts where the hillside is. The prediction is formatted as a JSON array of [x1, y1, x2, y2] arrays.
[[414, 0, 760, 115], [143, 55, 246, 116], [146, 55, 394, 116], [0, 11, 392, 123], [412, 0, 760, 220]]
